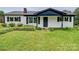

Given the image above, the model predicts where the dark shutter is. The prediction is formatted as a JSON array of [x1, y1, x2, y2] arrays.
[[26, 17, 28, 24], [7, 17, 9, 22], [57, 17, 60, 22]]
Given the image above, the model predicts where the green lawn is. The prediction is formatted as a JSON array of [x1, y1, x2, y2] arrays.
[[0, 29, 79, 51]]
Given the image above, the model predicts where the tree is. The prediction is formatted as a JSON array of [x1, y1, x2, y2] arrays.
[[74, 7, 79, 25], [0, 11, 4, 16], [0, 11, 4, 23]]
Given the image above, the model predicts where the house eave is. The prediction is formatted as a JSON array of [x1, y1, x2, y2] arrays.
[[63, 15, 75, 16]]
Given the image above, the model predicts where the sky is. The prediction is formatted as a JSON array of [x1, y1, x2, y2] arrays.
[[0, 7, 77, 13]]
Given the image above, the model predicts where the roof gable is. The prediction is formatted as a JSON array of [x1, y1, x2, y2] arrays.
[[36, 8, 67, 16]]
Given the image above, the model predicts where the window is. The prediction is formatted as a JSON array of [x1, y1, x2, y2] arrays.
[[70, 17, 72, 22], [34, 17, 37, 23], [57, 17, 62, 22], [15, 17, 21, 22], [29, 17, 33, 23], [38, 17, 40, 24], [65, 17, 68, 21], [26, 17, 28, 24], [10, 17, 13, 21], [7, 17, 9, 22], [15, 17, 18, 21], [7, 17, 21, 22]]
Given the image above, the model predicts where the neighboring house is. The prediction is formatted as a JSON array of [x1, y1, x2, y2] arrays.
[[5, 8, 75, 28]]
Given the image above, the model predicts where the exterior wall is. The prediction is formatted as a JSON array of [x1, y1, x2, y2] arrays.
[[5, 16, 36, 26], [38, 16, 74, 28], [63, 17, 74, 28], [48, 16, 61, 28], [38, 16, 61, 28], [5, 16, 74, 28]]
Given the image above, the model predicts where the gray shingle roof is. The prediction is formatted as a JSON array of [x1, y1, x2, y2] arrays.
[[5, 8, 75, 16], [5, 11, 38, 15]]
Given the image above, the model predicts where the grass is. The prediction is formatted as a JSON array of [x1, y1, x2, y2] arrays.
[[0, 29, 79, 51]]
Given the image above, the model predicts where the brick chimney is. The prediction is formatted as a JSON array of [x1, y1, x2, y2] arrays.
[[24, 8, 27, 13]]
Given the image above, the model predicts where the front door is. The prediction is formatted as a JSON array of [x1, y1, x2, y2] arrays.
[[43, 17, 48, 27]]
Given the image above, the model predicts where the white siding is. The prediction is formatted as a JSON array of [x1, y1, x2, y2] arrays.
[[38, 16, 74, 28], [48, 20, 61, 28], [5, 16, 74, 28], [63, 17, 74, 28]]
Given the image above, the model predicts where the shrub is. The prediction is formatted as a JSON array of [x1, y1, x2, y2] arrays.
[[13, 27, 35, 31], [1, 23, 7, 27], [62, 27, 71, 30], [48, 27, 54, 31], [17, 23, 23, 27], [36, 27, 42, 30], [0, 28, 14, 34], [0, 26, 36, 35], [9, 23, 15, 27], [24, 25, 35, 28]]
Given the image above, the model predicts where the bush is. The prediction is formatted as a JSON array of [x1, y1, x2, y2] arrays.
[[48, 27, 54, 31], [24, 25, 35, 28], [62, 27, 71, 30], [1, 23, 7, 27], [36, 27, 42, 30], [13, 27, 35, 31], [0, 27, 35, 35], [17, 23, 23, 27], [9, 23, 15, 27], [0, 25, 36, 35], [0, 28, 14, 34]]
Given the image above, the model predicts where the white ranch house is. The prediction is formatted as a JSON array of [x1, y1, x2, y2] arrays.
[[5, 8, 75, 28]]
